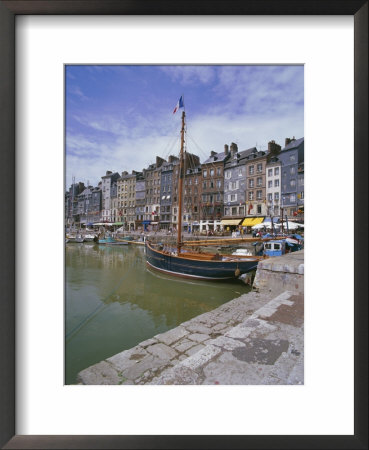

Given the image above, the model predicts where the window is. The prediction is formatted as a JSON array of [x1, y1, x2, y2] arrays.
[[217, 168, 221, 176], [217, 180, 222, 188], [257, 204, 262, 214], [290, 166, 295, 175], [290, 179, 296, 188], [203, 181, 207, 189], [268, 169, 273, 177], [210, 169, 214, 176], [231, 207, 237, 215], [256, 190, 262, 200], [290, 154, 296, 162], [231, 181, 237, 189], [274, 192, 279, 201], [249, 165, 254, 175], [225, 171, 231, 179], [268, 193, 273, 201], [203, 170, 207, 177], [238, 168, 243, 176], [268, 180, 272, 188], [231, 194, 237, 201], [257, 177, 262, 187], [274, 167, 279, 176], [248, 192, 254, 200], [249, 179, 254, 188], [274, 179, 279, 187], [210, 181, 214, 188], [225, 207, 230, 216], [257, 163, 262, 173], [290, 194, 296, 202]]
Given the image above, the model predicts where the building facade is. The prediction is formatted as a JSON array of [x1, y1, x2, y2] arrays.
[[245, 149, 268, 217], [143, 157, 165, 230], [135, 175, 146, 230], [118, 171, 138, 230], [159, 156, 178, 230], [223, 144, 257, 230], [278, 137, 304, 218], [101, 171, 120, 223], [200, 149, 230, 233]]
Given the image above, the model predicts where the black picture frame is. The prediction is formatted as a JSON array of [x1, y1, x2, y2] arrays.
[[0, 1, 367, 449]]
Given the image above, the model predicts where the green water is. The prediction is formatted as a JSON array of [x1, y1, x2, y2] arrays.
[[65, 243, 250, 384]]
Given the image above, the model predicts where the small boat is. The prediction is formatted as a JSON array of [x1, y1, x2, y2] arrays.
[[231, 248, 253, 256], [254, 234, 303, 257], [84, 233, 98, 242], [75, 234, 85, 243], [98, 236, 128, 245], [145, 101, 264, 281]]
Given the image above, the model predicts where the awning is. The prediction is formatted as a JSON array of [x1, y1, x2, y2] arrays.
[[142, 220, 151, 224], [242, 217, 265, 227], [220, 219, 242, 225]]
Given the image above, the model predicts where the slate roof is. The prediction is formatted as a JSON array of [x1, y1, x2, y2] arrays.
[[202, 151, 229, 165], [282, 137, 304, 151]]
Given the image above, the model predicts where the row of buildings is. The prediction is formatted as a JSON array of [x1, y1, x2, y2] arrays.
[[65, 137, 304, 233]]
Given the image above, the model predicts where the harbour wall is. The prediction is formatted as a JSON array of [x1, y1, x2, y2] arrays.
[[78, 250, 304, 385]]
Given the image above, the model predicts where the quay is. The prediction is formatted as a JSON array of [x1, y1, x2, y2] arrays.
[[78, 250, 304, 385]]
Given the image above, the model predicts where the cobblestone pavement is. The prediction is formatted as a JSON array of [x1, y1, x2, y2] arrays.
[[78, 287, 304, 385]]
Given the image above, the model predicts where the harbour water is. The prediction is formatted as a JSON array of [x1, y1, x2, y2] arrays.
[[65, 243, 251, 384]]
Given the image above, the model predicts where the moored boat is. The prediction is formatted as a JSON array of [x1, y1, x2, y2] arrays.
[[145, 100, 265, 281], [146, 241, 262, 280]]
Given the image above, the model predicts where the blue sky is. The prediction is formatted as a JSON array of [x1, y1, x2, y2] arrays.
[[66, 65, 304, 187]]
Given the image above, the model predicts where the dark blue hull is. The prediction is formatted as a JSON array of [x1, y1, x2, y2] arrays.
[[146, 243, 260, 280]]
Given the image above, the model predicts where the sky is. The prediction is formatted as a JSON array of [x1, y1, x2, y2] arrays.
[[66, 65, 304, 188]]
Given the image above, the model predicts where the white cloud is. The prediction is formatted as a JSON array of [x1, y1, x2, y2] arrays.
[[160, 66, 215, 85], [66, 107, 303, 188]]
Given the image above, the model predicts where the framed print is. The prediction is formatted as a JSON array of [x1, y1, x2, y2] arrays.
[[1, 1, 367, 449]]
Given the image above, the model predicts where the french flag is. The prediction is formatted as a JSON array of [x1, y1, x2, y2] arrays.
[[173, 95, 184, 114]]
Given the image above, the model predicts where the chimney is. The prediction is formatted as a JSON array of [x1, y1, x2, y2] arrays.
[[168, 155, 179, 163], [122, 171, 128, 176], [106, 171, 112, 176], [224, 144, 229, 155], [285, 138, 292, 147], [268, 140, 281, 154], [156, 156, 165, 168], [210, 151, 217, 157], [230, 142, 238, 155]]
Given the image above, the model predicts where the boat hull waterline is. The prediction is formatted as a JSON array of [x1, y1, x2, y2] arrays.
[[146, 242, 260, 280]]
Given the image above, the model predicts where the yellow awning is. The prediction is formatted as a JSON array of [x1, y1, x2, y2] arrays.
[[242, 217, 264, 226], [220, 219, 242, 225]]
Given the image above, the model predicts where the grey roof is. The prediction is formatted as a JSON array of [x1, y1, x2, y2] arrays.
[[282, 137, 304, 151], [239, 147, 258, 158], [203, 151, 229, 165]]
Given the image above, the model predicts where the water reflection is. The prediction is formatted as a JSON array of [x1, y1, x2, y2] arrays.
[[65, 243, 250, 384]]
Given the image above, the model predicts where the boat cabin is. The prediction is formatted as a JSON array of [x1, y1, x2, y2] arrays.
[[263, 240, 285, 257]]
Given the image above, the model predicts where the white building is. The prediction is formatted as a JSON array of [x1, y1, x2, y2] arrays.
[[266, 157, 281, 217]]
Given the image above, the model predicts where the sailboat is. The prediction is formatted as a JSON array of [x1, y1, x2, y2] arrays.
[[145, 106, 265, 280]]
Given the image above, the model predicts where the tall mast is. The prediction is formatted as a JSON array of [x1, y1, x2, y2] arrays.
[[177, 111, 185, 254]]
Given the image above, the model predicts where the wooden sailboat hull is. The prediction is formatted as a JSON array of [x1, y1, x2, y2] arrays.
[[146, 242, 260, 280]]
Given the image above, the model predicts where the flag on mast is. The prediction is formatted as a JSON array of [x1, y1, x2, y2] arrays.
[[173, 95, 184, 114]]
